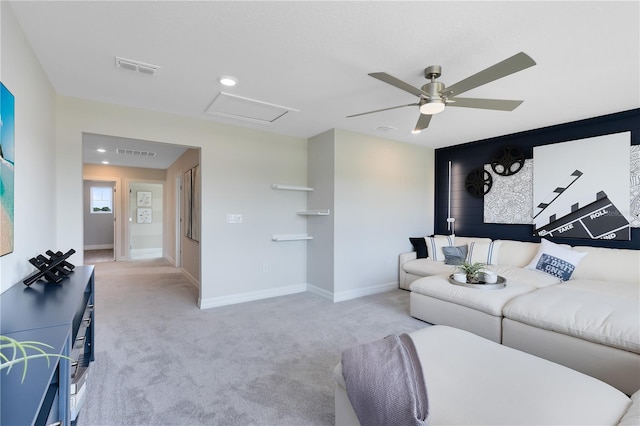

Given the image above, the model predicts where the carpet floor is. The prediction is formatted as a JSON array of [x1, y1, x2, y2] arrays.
[[78, 258, 428, 426]]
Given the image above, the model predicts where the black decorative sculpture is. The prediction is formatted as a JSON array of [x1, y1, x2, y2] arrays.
[[23, 249, 76, 286]]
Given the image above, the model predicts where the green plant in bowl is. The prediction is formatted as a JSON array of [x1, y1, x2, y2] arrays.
[[458, 261, 486, 284]]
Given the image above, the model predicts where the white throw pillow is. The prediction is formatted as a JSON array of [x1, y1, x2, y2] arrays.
[[467, 241, 502, 265], [426, 235, 455, 262], [525, 239, 588, 281]]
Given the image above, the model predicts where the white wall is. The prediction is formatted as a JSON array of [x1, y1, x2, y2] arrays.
[[0, 3, 57, 293], [55, 96, 308, 308], [3, 1, 435, 303], [333, 129, 434, 300], [306, 128, 434, 302], [165, 148, 200, 282], [129, 182, 163, 250]]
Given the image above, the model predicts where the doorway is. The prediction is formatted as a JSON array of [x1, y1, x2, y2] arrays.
[[83, 179, 118, 263], [128, 181, 163, 260]]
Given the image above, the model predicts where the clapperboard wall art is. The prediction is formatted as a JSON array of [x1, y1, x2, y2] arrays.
[[532, 132, 631, 241]]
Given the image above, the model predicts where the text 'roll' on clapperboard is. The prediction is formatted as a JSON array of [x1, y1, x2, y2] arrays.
[[533, 170, 631, 241]]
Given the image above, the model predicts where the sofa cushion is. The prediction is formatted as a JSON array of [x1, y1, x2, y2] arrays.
[[619, 389, 640, 426], [426, 235, 454, 261], [489, 265, 562, 288], [410, 275, 536, 316], [409, 237, 428, 259], [467, 241, 502, 265], [503, 284, 640, 353], [525, 238, 588, 281], [495, 239, 541, 267], [571, 245, 640, 285], [403, 259, 457, 277], [443, 245, 468, 265]]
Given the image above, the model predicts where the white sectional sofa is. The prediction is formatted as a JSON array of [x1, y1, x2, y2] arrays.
[[400, 235, 640, 395], [335, 326, 640, 426]]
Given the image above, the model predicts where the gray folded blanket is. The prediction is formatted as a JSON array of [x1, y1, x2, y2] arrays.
[[341, 333, 428, 426]]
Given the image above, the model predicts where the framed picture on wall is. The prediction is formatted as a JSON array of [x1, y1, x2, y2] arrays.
[[0, 82, 15, 257], [184, 168, 192, 239], [137, 191, 152, 207], [137, 208, 152, 224]]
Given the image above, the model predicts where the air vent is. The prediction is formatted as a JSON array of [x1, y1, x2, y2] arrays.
[[205, 92, 298, 124], [116, 148, 157, 158], [115, 56, 160, 76]]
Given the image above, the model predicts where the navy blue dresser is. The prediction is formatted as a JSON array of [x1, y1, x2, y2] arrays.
[[1, 266, 95, 426]]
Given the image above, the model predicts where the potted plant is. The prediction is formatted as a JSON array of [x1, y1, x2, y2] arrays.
[[457, 261, 486, 284], [1, 335, 72, 383]]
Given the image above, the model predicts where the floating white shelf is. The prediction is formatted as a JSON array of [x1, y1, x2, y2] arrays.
[[271, 184, 314, 192], [272, 234, 314, 242], [297, 209, 330, 216]]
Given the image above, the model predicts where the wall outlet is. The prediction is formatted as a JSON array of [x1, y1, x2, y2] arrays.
[[262, 263, 268, 273]]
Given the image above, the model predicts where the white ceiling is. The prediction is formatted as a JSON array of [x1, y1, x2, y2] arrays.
[[9, 1, 640, 168]]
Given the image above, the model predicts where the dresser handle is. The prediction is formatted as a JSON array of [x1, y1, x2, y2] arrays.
[[71, 361, 78, 368], [83, 318, 91, 325], [76, 336, 85, 343], [87, 304, 94, 309]]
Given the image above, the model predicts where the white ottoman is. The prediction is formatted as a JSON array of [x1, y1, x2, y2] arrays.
[[409, 274, 537, 342], [335, 326, 638, 425]]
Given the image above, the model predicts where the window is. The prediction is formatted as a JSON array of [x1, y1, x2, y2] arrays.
[[90, 186, 112, 214]]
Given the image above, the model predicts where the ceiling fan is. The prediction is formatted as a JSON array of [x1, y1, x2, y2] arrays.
[[347, 52, 536, 133]]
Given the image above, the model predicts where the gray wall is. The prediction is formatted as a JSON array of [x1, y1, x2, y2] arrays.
[[307, 130, 336, 295], [83, 180, 114, 248]]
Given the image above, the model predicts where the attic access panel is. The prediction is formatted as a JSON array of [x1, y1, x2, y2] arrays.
[[205, 92, 298, 124]]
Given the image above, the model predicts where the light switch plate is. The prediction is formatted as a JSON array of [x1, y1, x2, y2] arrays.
[[226, 214, 243, 224]]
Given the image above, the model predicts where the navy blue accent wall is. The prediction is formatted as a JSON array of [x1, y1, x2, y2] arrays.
[[434, 108, 640, 249]]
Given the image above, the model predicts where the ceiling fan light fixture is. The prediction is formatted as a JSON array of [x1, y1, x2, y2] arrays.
[[419, 100, 445, 115]]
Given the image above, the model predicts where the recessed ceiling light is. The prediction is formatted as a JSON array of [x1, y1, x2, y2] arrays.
[[101, 161, 109, 165], [411, 129, 422, 134], [97, 148, 106, 153], [219, 76, 238, 87]]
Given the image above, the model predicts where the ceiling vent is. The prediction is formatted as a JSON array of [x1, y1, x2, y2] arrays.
[[205, 92, 298, 124], [116, 148, 157, 158], [115, 56, 160, 76], [376, 125, 397, 132]]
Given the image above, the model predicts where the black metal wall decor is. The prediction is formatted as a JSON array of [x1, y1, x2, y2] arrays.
[[491, 146, 525, 176], [23, 249, 76, 286], [465, 168, 493, 197]]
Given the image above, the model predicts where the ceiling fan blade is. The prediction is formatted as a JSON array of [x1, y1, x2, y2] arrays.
[[442, 52, 536, 97], [346, 103, 418, 118], [447, 97, 524, 111], [414, 113, 433, 132], [369, 72, 429, 97]]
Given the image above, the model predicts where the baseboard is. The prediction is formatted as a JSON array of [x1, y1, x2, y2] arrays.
[[182, 268, 199, 290], [199, 283, 307, 309], [307, 284, 334, 301], [84, 244, 114, 250], [332, 281, 398, 303]]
